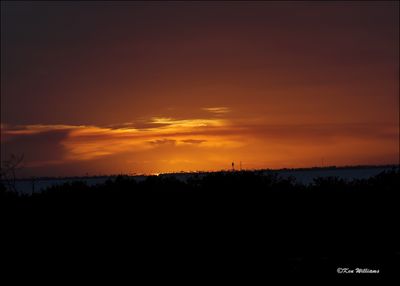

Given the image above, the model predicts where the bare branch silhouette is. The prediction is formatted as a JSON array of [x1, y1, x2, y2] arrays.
[[0, 153, 24, 193]]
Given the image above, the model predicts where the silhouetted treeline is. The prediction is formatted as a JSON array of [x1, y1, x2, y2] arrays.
[[2, 168, 399, 201], [2, 169, 399, 280]]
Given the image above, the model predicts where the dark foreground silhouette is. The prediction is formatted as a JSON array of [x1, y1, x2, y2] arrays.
[[2, 169, 399, 281]]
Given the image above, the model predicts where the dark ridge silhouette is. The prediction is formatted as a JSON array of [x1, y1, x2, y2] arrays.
[[1, 169, 399, 281]]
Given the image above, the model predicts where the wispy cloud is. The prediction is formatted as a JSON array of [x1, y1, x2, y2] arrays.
[[2, 116, 239, 162], [2, 124, 83, 137], [202, 107, 231, 115], [149, 117, 227, 128], [2, 116, 398, 172]]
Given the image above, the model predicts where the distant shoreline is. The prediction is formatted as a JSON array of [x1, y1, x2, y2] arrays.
[[7, 164, 399, 182]]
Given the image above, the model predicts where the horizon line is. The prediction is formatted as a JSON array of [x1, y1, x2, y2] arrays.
[[8, 163, 400, 180]]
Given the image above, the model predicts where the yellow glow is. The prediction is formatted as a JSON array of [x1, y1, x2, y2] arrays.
[[50, 115, 238, 161]]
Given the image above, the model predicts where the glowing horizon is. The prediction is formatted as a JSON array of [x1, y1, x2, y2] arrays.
[[2, 105, 398, 177]]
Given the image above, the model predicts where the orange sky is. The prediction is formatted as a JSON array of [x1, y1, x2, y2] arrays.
[[1, 2, 399, 177]]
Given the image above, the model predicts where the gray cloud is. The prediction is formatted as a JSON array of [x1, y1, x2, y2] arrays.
[[1, 129, 70, 167], [147, 139, 177, 146], [181, 139, 207, 144]]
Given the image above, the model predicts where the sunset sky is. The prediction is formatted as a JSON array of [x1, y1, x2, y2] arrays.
[[1, 1, 399, 177]]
